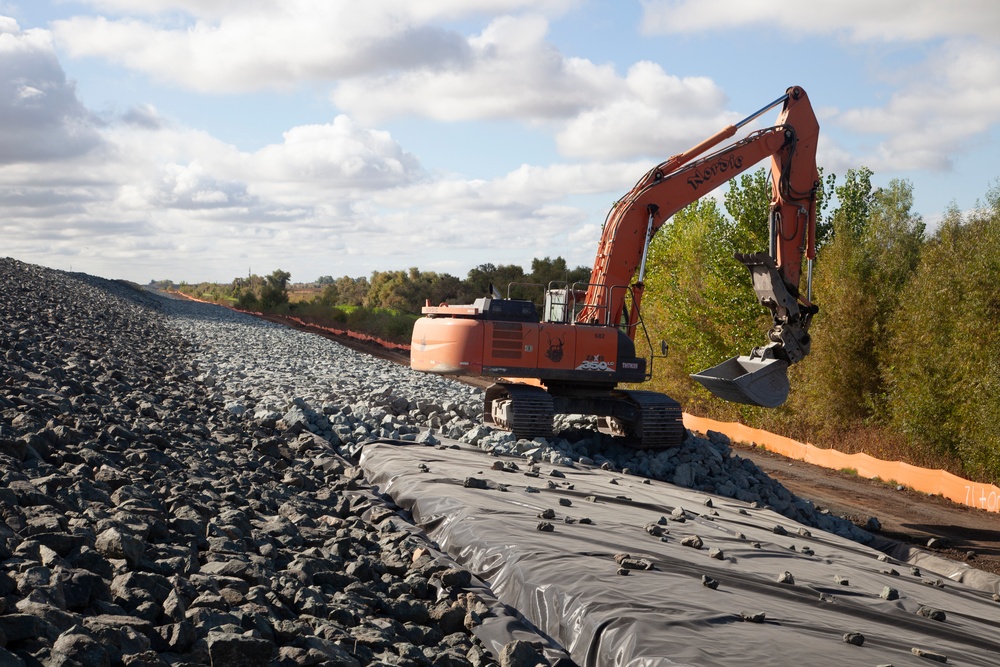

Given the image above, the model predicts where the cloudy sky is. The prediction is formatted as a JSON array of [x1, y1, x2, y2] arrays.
[[3, 1, 999, 283]]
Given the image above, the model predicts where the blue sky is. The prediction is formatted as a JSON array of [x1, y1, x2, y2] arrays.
[[2, 0, 998, 283]]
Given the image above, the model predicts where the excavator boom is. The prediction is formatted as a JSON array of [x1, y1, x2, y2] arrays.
[[581, 86, 820, 407]]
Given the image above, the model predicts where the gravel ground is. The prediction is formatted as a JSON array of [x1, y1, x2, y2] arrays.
[[0, 258, 872, 666], [162, 280, 870, 543]]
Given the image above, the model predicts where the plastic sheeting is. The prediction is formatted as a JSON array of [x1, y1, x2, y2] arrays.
[[360, 439, 1000, 667]]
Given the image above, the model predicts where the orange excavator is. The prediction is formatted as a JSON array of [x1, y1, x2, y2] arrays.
[[411, 86, 820, 448]]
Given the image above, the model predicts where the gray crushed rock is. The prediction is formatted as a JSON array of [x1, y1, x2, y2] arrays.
[[843, 632, 865, 646], [0, 258, 890, 665], [881, 586, 900, 600], [0, 259, 516, 667], [912, 647, 949, 662], [157, 289, 871, 544]]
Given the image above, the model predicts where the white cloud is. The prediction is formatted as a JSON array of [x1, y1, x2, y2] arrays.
[[333, 17, 738, 163], [0, 20, 102, 163], [79, 0, 275, 20], [247, 117, 422, 196], [79, 0, 577, 21], [556, 62, 733, 159], [10, 0, 997, 282], [52, 1, 578, 92], [51, 4, 761, 165], [0, 11, 766, 281], [121, 103, 163, 130], [354, 160, 652, 273], [640, 0, 1000, 43], [332, 15, 620, 124], [51, 10, 467, 92], [0, 51, 608, 283], [484, 161, 649, 203], [639, 2, 1000, 175], [832, 40, 1000, 171]]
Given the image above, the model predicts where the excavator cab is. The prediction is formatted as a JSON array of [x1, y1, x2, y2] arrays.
[[543, 288, 572, 324]]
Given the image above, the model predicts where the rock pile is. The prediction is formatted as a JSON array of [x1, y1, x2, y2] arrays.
[[161, 280, 868, 543], [0, 259, 517, 667], [0, 257, 872, 666]]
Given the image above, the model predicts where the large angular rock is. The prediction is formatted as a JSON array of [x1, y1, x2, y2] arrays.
[[50, 630, 111, 667], [96, 527, 145, 567], [206, 632, 275, 667]]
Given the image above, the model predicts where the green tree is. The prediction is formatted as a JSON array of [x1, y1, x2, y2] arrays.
[[316, 282, 339, 307], [723, 166, 835, 251], [259, 269, 291, 310], [365, 268, 462, 312], [790, 172, 924, 433], [424, 272, 463, 306], [722, 168, 771, 248], [365, 270, 410, 310], [459, 263, 528, 302], [335, 276, 369, 307], [642, 196, 770, 416], [642, 167, 834, 421], [885, 190, 1000, 480], [527, 256, 591, 289], [832, 167, 876, 239], [236, 290, 260, 310]]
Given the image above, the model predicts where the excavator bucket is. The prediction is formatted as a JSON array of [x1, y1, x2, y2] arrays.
[[690, 356, 790, 408]]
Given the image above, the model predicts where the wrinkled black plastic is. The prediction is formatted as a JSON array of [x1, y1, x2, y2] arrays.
[[359, 440, 1000, 666]]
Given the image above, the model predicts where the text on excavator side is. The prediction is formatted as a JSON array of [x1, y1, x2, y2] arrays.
[[687, 155, 745, 191]]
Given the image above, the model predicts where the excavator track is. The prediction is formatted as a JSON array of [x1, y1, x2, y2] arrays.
[[484, 383, 555, 441], [485, 384, 683, 449], [601, 390, 684, 450]]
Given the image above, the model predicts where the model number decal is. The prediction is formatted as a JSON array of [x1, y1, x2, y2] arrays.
[[576, 354, 614, 372], [622, 362, 639, 369]]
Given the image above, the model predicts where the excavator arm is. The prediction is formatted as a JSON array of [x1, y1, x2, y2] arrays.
[[579, 86, 820, 408]]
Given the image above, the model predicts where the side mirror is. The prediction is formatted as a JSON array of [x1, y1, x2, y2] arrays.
[[660, 340, 668, 357]]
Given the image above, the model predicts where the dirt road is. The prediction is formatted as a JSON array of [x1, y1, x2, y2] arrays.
[[732, 441, 1000, 575]]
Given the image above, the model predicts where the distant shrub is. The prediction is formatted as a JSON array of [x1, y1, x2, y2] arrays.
[[236, 292, 259, 311]]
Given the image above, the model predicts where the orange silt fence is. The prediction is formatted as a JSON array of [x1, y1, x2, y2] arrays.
[[683, 414, 1000, 514]]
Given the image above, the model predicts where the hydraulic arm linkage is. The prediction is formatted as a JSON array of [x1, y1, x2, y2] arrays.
[[582, 86, 820, 407]]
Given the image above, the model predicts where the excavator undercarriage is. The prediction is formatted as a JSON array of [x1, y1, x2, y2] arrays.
[[484, 383, 684, 449]]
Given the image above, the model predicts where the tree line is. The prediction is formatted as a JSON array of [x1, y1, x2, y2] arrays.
[[173, 257, 591, 343], [176, 256, 589, 313], [641, 167, 1000, 483]]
